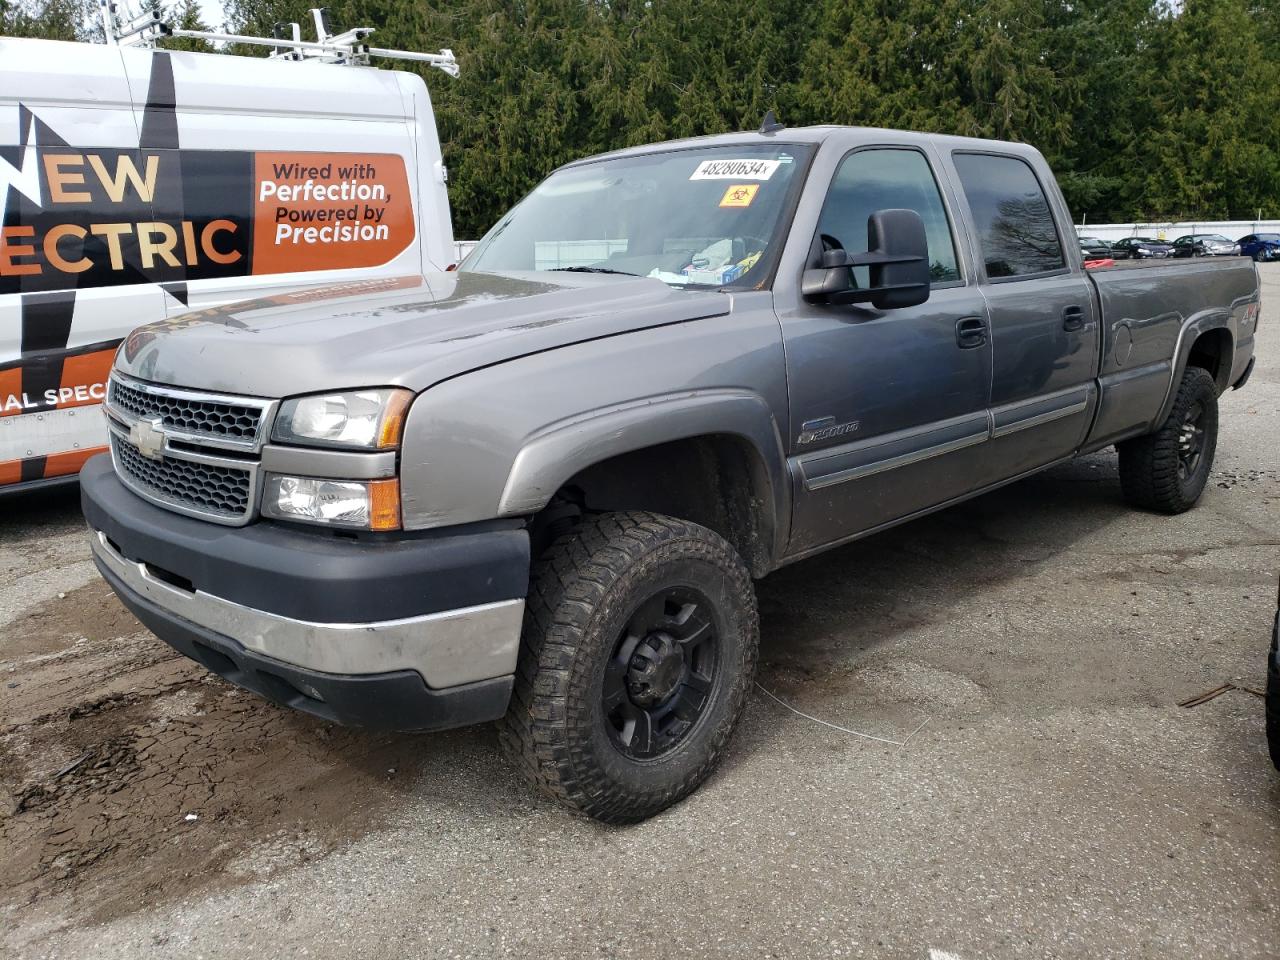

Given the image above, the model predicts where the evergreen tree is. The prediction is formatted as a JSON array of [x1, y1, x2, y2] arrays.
[[2, 0, 97, 40], [160, 0, 216, 51], [1131, 0, 1280, 220]]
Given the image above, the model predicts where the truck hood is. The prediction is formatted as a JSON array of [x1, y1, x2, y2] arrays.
[[117, 271, 733, 398]]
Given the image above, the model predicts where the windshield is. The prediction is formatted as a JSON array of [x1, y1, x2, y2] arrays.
[[463, 144, 812, 289]]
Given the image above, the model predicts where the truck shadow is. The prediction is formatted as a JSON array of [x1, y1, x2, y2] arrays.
[[0, 483, 82, 535], [754, 450, 1128, 684]]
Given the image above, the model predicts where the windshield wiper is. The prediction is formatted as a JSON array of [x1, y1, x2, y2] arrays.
[[548, 266, 638, 277]]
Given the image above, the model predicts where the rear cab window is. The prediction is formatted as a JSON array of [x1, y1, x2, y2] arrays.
[[952, 153, 1065, 280]]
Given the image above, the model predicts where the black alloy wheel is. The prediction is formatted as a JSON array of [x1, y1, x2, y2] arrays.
[[603, 586, 721, 760], [1175, 399, 1208, 484]]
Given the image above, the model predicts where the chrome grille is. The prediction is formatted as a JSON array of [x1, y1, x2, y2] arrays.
[[113, 436, 253, 520], [107, 375, 268, 448], [104, 374, 276, 525]]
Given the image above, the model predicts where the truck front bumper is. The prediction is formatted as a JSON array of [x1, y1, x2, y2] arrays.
[[80, 455, 529, 731]]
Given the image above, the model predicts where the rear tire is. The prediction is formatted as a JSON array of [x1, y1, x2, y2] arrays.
[[500, 511, 759, 823], [1117, 366, 1219, 514]]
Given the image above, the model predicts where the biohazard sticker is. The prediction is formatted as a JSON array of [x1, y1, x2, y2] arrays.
[[690, 159, 780, 181], [719, 185, 759, 208]]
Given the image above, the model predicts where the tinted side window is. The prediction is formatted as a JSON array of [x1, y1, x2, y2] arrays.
[[816, 148, 960, 286], [952, 154, 1065, 278]]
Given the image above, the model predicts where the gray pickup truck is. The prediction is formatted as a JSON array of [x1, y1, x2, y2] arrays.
[[81, 126, 1261, 822]]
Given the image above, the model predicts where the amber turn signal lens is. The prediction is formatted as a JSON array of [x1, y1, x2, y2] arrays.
[[368, 478, 402, 531], [376, 390, 414, 449]]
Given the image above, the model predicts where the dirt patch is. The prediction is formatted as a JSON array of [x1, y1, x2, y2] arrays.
[[1, 578, 138, 665], [0, 580, 458, 923], [1212, 466, 1280, 491]]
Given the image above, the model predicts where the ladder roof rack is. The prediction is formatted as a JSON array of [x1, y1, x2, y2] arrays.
[[98, 2, 459, 76]]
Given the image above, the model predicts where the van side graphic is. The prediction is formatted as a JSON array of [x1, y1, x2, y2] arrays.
[[1, 142, 416, 295], [0, 39, 453, 490]]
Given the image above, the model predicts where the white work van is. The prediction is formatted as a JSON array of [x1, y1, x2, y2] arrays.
[[0, 32, 455, 492]]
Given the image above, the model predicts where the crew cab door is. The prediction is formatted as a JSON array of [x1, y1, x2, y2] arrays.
[[776, 141, 993, 556], [947, 152, 1099, 486]]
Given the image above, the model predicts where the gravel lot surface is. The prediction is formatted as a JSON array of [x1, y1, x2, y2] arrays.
[[2, 265, 1278, 960]]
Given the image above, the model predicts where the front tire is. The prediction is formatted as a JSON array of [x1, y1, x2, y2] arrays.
[[500, 511, 759, 823], [1118, 366, 1219, 513]]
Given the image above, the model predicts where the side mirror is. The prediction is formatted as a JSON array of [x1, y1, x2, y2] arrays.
[[802, 209, 931, 309]]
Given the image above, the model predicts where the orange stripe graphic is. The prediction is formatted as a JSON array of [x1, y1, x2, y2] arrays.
[[0, 447, 107, 485], [56, 348, 115, 409], [43, 446, 109, 478]]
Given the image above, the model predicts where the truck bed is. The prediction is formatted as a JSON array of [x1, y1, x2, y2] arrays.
[[1083, 255, 1259, 448]]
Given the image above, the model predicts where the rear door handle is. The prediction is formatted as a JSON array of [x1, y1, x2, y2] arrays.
[[1062, 305, 1085, 332], [956, 316, 987, 349]]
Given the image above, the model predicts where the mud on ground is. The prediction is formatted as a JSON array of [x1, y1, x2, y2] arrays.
[[0, 527, 458, 923]]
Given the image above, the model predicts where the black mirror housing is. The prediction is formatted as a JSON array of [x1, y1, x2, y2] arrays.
[[802, 209, 931, 309], [864, 209, 931, 309]]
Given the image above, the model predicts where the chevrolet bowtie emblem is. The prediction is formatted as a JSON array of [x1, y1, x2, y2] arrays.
[[130, 417, 167, 461]]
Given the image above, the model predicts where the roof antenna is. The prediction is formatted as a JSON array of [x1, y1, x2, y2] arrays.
[[759, 110, 784, 135]]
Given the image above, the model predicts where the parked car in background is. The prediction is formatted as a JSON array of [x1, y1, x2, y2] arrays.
[[1078, 236, 1113, 260], [1112, 237, 1173, 259], [1237, 234, 1280, 263], [1171, 234, 1240, 257]]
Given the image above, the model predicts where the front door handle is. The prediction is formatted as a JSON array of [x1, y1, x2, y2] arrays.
[[1062, 305, 1085, 332], [956, 316, 987, 349]]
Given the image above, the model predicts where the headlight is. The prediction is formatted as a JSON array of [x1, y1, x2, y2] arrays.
[[272, 388, 412, 450], [261, 474, 401, 530]]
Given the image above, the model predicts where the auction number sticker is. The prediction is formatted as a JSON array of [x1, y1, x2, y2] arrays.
[[690, 159, 780, 181]]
